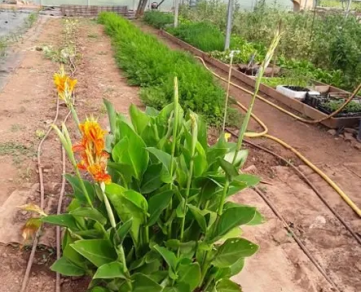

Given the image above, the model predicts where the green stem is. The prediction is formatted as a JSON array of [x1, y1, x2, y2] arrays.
[[179, 113, 198, 245], [232, 28, 282, 164], [167, 77, 180, 238], [203, 273, 215, 291], [222, 54, 234, 132], [70, 104, 80, 133], [75, 168, 93, 208]]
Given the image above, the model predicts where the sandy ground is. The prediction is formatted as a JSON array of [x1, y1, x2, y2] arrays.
[[0, 16, 360, 292]]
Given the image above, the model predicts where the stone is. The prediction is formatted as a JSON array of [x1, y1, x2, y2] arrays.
[[244, 165, 257, 174], [343, 132, 354, 142], [310, 215, 326, 229], [272, 229, 292, 244], [327, 129, 337, 136], [353, 142, 361, 150], [344, 127, 358, 135]]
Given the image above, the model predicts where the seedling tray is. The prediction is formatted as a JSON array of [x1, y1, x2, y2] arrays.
[[159, 30, 360, 129]]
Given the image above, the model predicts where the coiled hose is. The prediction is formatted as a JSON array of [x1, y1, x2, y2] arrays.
[[196, 56, 361, 217]]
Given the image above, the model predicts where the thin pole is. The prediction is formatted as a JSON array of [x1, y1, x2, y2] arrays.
[[174, 0, 179, 27], [345, 0, 352, 17], [224, 0, 234, 50]]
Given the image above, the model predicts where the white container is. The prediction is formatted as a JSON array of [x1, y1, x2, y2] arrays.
[[276, 85, 320, 100]]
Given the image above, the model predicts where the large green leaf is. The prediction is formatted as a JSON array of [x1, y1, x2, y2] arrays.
[[103, 98, 117, 135], [116, 218, 133, 241], [146, 147, 172, 174], [50, 256, 85, 276], [188, 204, 207, 232], [141, 163, 163, 194], [224, 150, 248, 168], [147, 190, 173, 226], [90, 287, 112, 292], [130, 104, 150, 135], [233, 174, 260, 189], [131, 273, 163, 292], [70, 207, 107, 225], [65, 174, 95, 203], [212, 238, 258, 268], [105, 183, 147, 244], [219, 159, 239, 179], [71, 239, 117, 267], [93, 261, 127, 279], [216, 279, 242, 292], [153, 245, 178, 271], [42, 214, 79, 230], [62, 231, 87, 269], [193, 142, 208, 177], [208, 206, 256, 242], [224, 202, 264, 225], [112, 121, 149, 180], [177, 262, 201, 291]]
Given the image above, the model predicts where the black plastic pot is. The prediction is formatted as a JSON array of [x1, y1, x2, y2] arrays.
[[317, 104, 361, 118], [283, 86, 310, 92]]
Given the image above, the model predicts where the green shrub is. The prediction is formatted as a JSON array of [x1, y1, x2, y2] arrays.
[[143, 11, 174, 29], [98, 12, 238, 126], [167, 22, 225, 52]]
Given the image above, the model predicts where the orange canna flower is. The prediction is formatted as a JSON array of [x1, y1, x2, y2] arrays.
[[73, 117, 111, 184], [53, 66, 77, 98]]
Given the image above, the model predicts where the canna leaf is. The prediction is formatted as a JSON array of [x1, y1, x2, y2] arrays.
[[71, 239, 117, 267], [50, 256, 86, 276], [147, 190, 173, 226], [93, 261, 127, 279], [70, 207, 107, 225], [212, 238, 258, 268]]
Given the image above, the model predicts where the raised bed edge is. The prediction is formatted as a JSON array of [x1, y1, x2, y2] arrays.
[[159, 30, 360, 129]]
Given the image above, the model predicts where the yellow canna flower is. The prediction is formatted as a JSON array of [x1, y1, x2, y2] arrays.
[[53, 65, 77, 100], [224, 133, 231, 142]]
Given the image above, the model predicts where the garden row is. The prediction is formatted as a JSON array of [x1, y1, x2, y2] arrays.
[[99, 12, 240, 126], [143, 10, 347, 90], [143, 9, 361, 117]]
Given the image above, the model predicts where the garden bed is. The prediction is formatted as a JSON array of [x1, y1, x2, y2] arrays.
[[159, 30, 361, 129]]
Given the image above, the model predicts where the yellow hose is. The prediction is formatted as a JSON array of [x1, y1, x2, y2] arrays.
[[198, 57, 361, 217]]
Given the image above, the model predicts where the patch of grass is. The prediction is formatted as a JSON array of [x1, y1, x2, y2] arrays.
[[167, 22, 225, 52], [10, 124, 26, 132], [0, 142, 31, 157], [98, 12, 237, 126], [143, 11, 174, 29], [25, 13, 38, 28]]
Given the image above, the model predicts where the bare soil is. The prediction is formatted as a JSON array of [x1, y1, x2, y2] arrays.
[[0, 16, 360, 292], [0, 16, 141, 292]]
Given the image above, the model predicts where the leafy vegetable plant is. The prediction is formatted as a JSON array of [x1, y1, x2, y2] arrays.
[[167, 22, 225, 52], [143, 11, 174, 29]]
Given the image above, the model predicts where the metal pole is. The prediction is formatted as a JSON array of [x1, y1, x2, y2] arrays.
[[174, 0, 179, 27], [224, 0, 234, 50], [345, 0, 352, 18]]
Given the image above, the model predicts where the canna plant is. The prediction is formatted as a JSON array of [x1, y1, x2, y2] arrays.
[[21, 17, 283, 292], [23, 78, 263, 292]]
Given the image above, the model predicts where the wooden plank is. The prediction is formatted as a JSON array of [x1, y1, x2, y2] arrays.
[[159, 30, 360, 129]]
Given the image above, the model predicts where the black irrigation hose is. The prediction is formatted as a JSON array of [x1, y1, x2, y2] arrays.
[[253, 186, 342, 292], [227, 129, 361, 245]]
